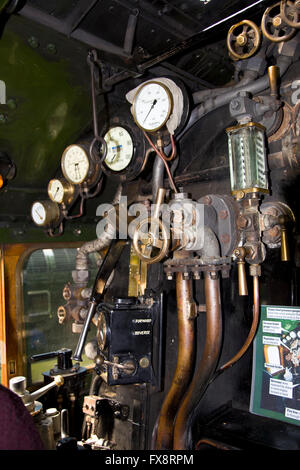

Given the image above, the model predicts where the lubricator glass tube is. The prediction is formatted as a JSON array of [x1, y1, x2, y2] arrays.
[[226, 122, 269, 194]]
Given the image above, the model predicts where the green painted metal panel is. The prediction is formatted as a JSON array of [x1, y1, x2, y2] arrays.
[[0, 20, 92, 187]]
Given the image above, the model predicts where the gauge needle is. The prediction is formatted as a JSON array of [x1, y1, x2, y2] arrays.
[[74, 162, 81, 179], [143, 99, 157, 124], [35, 210, 43, 221]]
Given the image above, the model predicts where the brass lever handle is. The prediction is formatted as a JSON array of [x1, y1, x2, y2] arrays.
[[268, 65, 280, 98], [279, 215, 290, 262], [234, 247, 248, 296]]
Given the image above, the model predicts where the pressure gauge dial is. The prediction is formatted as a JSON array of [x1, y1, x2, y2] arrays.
[[103, 126, 134, 172], [31, 200, 60, 227], [101, 113, 146, 182], [132, 81, 173, 132], [61, 144, 90, 184], [48, 178, 75, 205]]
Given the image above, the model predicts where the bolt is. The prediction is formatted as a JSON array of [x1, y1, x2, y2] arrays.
[[139, 357, 150, 368], [237, 34, 247, 46], [231, 99, 241, 110], [237, 215, 249, 229], [220, 233, 230, 244], [273, 16, 282, 27], [235, 191, 245, 200], [46, 43, 57, 54], [7, 98, 17, 110], [28, 36, 39, 48], [219, 210, 228, 220], [210, 272, 218, 280]]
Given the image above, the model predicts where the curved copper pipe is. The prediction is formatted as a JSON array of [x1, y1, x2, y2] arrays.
[[173, 272, 222, 450], [156, 271, 196, 450], [214, 274, 259, 376]]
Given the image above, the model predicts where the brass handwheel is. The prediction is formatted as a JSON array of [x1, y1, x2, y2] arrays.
[[280, 0, 300, 28], [132, 217, 170, 264], [227, 20, 261, 60], [261, 2, 296, 42]]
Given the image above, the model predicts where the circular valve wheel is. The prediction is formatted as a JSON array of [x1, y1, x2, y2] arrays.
[[132, 217, 170, 264], [227, 20, 261, 60], [280, 0, 300, 28], [261, 2, 296, 42]]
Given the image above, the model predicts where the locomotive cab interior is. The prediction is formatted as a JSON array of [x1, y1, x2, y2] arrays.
[[0, 0, 300, 454]]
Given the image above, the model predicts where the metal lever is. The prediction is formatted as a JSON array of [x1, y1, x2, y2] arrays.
[[234, 247, 248, 296], [72, 239, 127, 362]]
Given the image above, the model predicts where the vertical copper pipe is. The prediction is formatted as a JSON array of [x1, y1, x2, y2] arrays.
[[173, 272, 222, 450], [156, 268, 196, 450]]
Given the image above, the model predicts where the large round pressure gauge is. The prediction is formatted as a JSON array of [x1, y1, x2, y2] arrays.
[[132, 81, 173, 132], [31, 200, 60, 227], [103, 126, 134, 172], [61, 145, 90, 184], [48, 178, 75, 205]]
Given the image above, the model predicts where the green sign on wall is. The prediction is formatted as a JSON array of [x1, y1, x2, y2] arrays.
[[251, 305, 300, 426]]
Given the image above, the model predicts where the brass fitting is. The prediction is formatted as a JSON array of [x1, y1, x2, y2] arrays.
[[234, 247, 248, 296]]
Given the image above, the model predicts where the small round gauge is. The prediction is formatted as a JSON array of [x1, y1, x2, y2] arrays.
[[31, 200, 60, 227], [132, 81, 173, 132], [48, 178, 75, 205], [103, 126, 134, 172], [61, 144, 90, 184], [100, 113, 146, 182]]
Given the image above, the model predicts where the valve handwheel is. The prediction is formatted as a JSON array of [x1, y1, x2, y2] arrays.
[[280, 0, 300, 28], [132, 217, 170, 264], [261, 2, 296, 42], [227, 20, 261, 60]]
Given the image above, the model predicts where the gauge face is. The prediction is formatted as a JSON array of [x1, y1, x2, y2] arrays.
[[31, 202, 46, 226], [61, 145, 90, 184], [103, 126, 134, 172], [31, 200, 60, 227], [48, 179, 75, 204], [132, 81, 172, 132], [48, 179, 65, 203]]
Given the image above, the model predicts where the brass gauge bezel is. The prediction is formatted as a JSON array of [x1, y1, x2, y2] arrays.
[[47, 178, 75, 205], [132, 80, 173, 133], [31, 200, 60, 227], [97, 311, 109, 351], [61, 144, 91, 185]]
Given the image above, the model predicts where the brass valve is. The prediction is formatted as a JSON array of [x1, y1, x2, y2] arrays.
[[234, 247, 248, 296]]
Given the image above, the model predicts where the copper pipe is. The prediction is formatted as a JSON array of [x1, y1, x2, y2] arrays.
[[156, 261, 196, 450], [217, 274, 259, 375], [173, 272, 222, 450]]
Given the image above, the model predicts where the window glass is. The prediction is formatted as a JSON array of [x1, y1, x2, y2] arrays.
[[22, 248, 99, 384]]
